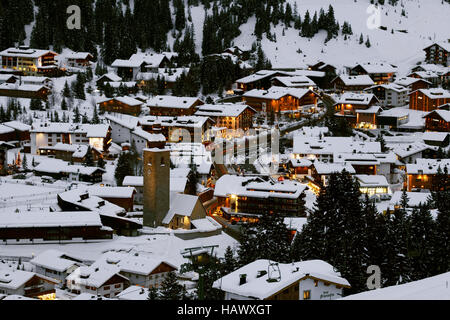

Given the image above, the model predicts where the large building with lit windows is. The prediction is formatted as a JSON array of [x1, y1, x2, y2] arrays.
[[0, 47, 58, 76]]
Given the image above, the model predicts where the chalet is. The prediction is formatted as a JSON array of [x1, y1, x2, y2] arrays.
[[30, 122, 112, 155], [406, 159, 450, 191], [57, 189, 142, 236], [355, 106, 383, 129], [271, 75, 318, 90], [391, 142, 435, 164], [365, 83, 409, 108], [350, 62, 398, 84], [377, 107, 410, 130], [147, 95, 204, 116], [0, 141, 14, 174], [212, 259, 350, 300], [0, 121, 30, 145], [214, 175, 308, 222], [33, 159, 106, 183], [130, 127, 167, 154], [424, 109, 450, 132], [288, 158, 313, 179], [408, 71, 441, 86], [0, 83, 50, 100], [96, 73, 122, 86], [355, 174, 390, 196], [65, 52, 94, 69], [309, 61, 337, 75], [162, 193, 208, 230], [98, 252, 178, 289], [97, 96, 144, 117], [395, 77, 431, 92], [0, 47, 58, 76], [235, 70, 289, 92], [0, 211, 113, 245], [409, 88, 450, 112], [66, 264, 130, 298], [18, 76, 53, 88], [86, 186, 136, 212], [243, 86, 319, 115], [422, 132, 449, 148], [112, 53, 170, 81], [37, 143, 101, 163], [0, 269, 58, 300], [423, 41, 450, 66], [333, 92, 380, 126], [330, 75, 375, 92], [194, 104, 256, 130], [223, 46, 251, 61], [30, 250, 85, 287]]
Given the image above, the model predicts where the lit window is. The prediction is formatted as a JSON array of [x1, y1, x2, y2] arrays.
[[303, 290, 311, 300], [314, 280, 319, 287]]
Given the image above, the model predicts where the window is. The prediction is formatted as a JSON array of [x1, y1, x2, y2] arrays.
[[303, 290, 311, 300], [114, 284, 121, 288], [314, 280, 319, 287], [103, 285, 110, 290]]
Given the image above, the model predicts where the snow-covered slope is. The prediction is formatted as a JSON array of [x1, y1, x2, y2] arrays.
[[229, 0, 450, 76]]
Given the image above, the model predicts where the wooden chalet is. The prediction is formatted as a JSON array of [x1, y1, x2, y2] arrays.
[[0, 47, 58, 76], [406, 159, 450, 192], [333, 93, 380, 126], [0, 269, 58, 300], [235, 70, 289, 92], [331, 75, 375, 92], [194, 103, 256, 130], [423, 41, 450, 66], [97, 97, 144, 117], [409, 89, 450, 112], [147, 95, 204, 116], [0, 83, 50, 100], [424, 109, 450, 132], [65, 52, 94, 69], [350, 62, 398, 84]]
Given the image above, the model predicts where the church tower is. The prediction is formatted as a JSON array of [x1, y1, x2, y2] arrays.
[[143, 148, 170, 227]]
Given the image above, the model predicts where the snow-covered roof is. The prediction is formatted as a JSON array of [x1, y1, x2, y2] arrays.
[[111, 59, 143, 68], [162, 193, 201, 224], [0, 47, 57, 58], [409, 88, 450, 99], [389, 191, 431, 209], [355, 174, 389, 187], [65, 52, 93, 60], [132, 127, 166, 143], [406, 158, 450, 175], [195, 104, 256, 118], [2, 120, 31, 132], [0, 269, 54, 290], [104, 81, 137, 88], [117, 286, 149, 300], [87, 186, 136, 199], [236, 70, 288, 84], [58, 189, 126, 217], [423, 41, 450, 53], [0, 83, 48, 92], [422, 131, 449, 142], [342, 271, 450, 300], [272, 75, 317, 88], [355, 106, 382, 114], [392, 142, 432, 159], [30, 249, 82, 273], [243, 86, 316, 100], [336, 75, 375, 86], [214, 175, 307, 200], [34, 158, 106, 176], [42, 143, 89, 158], [409, 71, 440, 79], [289, 158, 313, 168], [0, 211, 103, 229], [366, 83, 408, 93], [105, 114, 140, 130], [114, 96, 144, 106], [66, 263, 128, 289], [425, 109, 450, 123], [293, 136, 381, 156], [334, 92, 379, 105], [147, 95, 201, 109], [395, 77, 431, 87], [30, 122, 110, 138], [96, 251, 177, 276], [139, 115, 212, 129], [212, 259, 350, 299], [97, 73, 122, 82], [313, 162, 356, 175], [355, 62, 398, 74], [0, 124, 14, 135]]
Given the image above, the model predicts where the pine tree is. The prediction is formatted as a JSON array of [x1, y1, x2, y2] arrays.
[[115, 152, 133, 186], [159, 272, 188, 300], [186, 161, 199, 195], [22, 154, 28, 171], [359, 33, 364, 44], [63, 81, 71, 98], [91, 105, 100, 124], [61, 98, 68, 111], [73, 107, 81, 123], [83, 147, 95, 167], [366, 36, 371, 48]]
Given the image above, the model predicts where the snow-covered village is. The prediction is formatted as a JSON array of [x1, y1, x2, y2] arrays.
[[0, 0, 449, 307]]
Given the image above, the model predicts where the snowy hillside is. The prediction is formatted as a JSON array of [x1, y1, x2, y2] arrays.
[[229, 0, 450, 76]]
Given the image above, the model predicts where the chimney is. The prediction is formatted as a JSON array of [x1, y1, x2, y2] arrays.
[[239, 274, 247, 285]]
